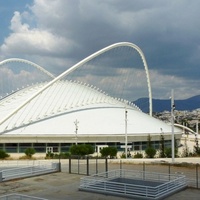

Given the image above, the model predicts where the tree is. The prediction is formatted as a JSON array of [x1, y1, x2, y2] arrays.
[[145, 134, 156, 158], [25, 148, 36, 158], [164, 137, 178, 158], [69, 144, 94, 156], [193, 134, 200, 156], [100, 147, 117, 158], [145, 147, 156, 158], [182, 137, 190, 157], [159, 134, 165, 158], [0, 150, 10, 159]]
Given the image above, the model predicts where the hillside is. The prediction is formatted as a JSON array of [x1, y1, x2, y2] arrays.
[[134, 95, 200, 113]]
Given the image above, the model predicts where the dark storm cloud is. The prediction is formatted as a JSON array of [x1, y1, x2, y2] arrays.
[[1, 0, 200, 99]]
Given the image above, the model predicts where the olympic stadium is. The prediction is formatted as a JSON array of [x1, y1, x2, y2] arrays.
[[0, 42, 182, 155]]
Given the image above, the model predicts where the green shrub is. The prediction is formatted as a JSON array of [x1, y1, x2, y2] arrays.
[[145, 147, 156, 158], [165, 147, 178, 158], [120, 153, 126, 159], [46, 151, 54, 159], [0, 150, 10, 159], [70, 144, 94, 156], [45, 152, 71, 159], [134, 152, 143, 158], [24, 148, 36, 158], [100, 147, 117, 158]]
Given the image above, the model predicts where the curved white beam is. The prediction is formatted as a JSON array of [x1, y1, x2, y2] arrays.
[[0, 58, 55, 79], [0, 42, 152, 126], [174, 123, 196, 134]]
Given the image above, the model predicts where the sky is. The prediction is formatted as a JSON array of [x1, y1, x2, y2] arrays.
[[0, 0, 200, 101]]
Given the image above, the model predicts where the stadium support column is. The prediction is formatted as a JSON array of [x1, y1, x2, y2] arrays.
[[171, 89, 175, 163]]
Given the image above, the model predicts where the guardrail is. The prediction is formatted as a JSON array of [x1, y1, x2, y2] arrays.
[[0, 161, 60, 182], [79, 169, 187, 199]]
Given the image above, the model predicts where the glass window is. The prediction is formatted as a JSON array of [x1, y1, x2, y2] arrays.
[[19, 143, 32, 153], [0, 144, 4, 151], [5, 143, 18, 153], [134, 145, 140, 151], [33, 143, 46, 153], [142, 145, 147, 150], [47, 143, 59, 152], [61, 143, 71, 152]]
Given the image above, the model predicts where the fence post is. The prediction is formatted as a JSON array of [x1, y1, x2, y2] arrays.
[[105, 158, 108, 178], [69, 156, 71, 174], [58, 155, 61, 172], [196, 163, 199, 188], [169, 163, 171, 181], [0, 172, 3, 182], [105, 158, 108, 172], [96, 158, 98, 174], [143, 162, 145, 180], [120, 159, 122, 170], [87, 156, 89, 176], [78, 156, 80, 174]]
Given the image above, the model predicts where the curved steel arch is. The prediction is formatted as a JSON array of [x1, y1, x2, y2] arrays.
[[174, 123, 196, 134], [0, 58, 55, 79], [0, 42, 152, 127]]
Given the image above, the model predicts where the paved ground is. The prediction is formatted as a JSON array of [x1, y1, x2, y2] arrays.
[[0, 158, 200, 199], [0, 172, 200, 200]]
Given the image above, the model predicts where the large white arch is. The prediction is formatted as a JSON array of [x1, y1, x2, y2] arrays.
[[0, 42, 152, 126], [175, 123, 196, 134], [0, 58, 55, 79]]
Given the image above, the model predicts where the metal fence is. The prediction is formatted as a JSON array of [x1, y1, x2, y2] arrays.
[[79, 169, 187, 200], [68, 156, 200, 188], [0, 160, 60, 182]]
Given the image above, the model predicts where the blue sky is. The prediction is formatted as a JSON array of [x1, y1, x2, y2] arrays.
[[0, 0, 32, 43], [0, 0, 200, 101]]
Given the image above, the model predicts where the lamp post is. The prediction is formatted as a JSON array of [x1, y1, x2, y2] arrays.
[[125, 107, 128, 159], [171, 89, 175, 163], [74, 119, 79, 145]]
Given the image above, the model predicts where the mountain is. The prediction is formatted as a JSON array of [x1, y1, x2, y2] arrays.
[[133, 95, 200, 113]]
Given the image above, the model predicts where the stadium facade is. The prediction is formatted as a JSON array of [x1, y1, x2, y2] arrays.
[[0, 42, 182, 155]]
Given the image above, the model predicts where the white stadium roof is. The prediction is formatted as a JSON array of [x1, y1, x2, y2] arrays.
[[0, 80, 181, 136]]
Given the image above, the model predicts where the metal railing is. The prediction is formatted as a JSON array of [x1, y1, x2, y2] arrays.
[[79, 169, 187, 200], [0, 160, 60, 182], [69, 157, 200, 188]]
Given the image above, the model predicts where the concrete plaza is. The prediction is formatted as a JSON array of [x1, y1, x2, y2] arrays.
[[0, 158, 200, 199]]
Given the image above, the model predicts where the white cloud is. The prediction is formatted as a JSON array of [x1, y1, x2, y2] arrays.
[[1, 10, 77, 57]]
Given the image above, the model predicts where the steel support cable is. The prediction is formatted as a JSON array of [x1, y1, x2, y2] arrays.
[[76, 82, 86, 107], [49, 82, 65, 114], [72, 81, 84, 108], [0, 42, 152, 128], [56, 80, 69, 112], [119, 47, 133, 100], [79, 82, 88, 106], [42, 83, 61, 116], [24, 84, 49, 122], [64, 80, 75, 109], [69, 80, 78, 108]]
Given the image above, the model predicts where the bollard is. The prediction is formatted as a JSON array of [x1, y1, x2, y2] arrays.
[[86, 156, 89, 176], [69, 156, 71, 174], [0, 172, 3, 182]]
